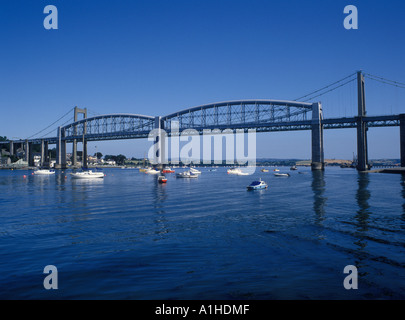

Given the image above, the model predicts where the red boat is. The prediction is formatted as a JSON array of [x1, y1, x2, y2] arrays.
[[162, 168, 175, 173], [158, 176, 167, 183]]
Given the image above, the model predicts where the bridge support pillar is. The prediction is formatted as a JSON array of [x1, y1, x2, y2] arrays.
[[82, 138, 88, 169], [400, 114, 405, 167], [152, 116, 166, 170], [311, 102, 324, 171], [72, 140, 77, 167], [9, 142, 14, 156], [356, 71, 369, 171], [24, 140, 29, 163], [40, 140, 49, 167], [72, 107, 87, 168], [28, 142, 35, 167], [55, 127, 67, 169]]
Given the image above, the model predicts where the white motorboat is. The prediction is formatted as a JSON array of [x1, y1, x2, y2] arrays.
[[71, 170, 105, 179], [145, 168, 160, 174], [189, 167, 201, 174], [227, 168, 249, 176], [274, 173, 290, 177], [247, 178, 268, 190], [34, 169, 55, 175], [176, 171, 199, 178]]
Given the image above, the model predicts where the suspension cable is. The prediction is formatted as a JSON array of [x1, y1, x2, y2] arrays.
[[26, 107, 75, 139], [294, 72, 357, 101], [364, 73, 405, 89]]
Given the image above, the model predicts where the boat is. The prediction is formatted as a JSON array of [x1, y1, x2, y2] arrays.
[[139, 167, 149, 173], [145, 168, 160, 174], [158, 175, 167, 183], [247, 178, 268, 190], [189, 167, 201, 174], [274, 173, 290, 177], [162, 167, 175, 173], [71, 170, 104, 179], [290, 166, 298, 171], [261, 168, 269, 172], [273, 169, 280, 172], [176, 171, 199, 178], [34, 169, 55, 175], [227, 168, 249, 176]]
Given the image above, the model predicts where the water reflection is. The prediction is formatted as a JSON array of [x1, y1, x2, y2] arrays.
[[152, 175, 169, 239], [399, 175, 405, 231], [355, 173, 371, 235], [312, 170, 327, 226], [353, 173, 372, 277]]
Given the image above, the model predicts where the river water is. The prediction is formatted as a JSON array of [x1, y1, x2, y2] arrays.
[[0, 167, 404, 299]]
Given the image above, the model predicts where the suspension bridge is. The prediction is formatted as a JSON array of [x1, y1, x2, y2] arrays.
[[1, 71, 404, 171]]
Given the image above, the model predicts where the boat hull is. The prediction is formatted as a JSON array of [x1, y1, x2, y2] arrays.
[[71, 172, 104, 179]]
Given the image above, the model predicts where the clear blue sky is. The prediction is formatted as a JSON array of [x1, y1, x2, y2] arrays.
[[1, 0, 405, 159]]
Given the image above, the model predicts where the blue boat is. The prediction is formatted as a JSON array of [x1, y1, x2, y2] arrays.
[[247, 179, 268, 190]]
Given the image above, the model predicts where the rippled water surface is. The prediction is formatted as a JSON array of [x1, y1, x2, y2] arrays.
[[0, 167, 404, 299]]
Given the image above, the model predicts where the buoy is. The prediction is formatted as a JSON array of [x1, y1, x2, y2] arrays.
[[23, 175, 27, 179]]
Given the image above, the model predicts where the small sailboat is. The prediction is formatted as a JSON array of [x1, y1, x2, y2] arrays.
[[290, 166, 298, 171], [162, 167, 175, 173], [273, 169, 280, 172], [261, 168, 269, 172], [247, 178, 268, 190]]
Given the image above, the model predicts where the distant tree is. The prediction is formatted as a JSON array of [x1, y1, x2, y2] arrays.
[[104, 154, 114, 161], [94, 152, 103, 159], [115, 154, 126, 165], [103, 154, 126, 165]]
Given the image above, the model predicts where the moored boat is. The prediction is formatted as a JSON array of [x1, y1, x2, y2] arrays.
[[227, 168, 249, 176], [34, 169, 55, 175], [274, 173, 290, 177], [189, 167, 201, 174], [176, 171, 198, 178], [158, 175, 167, 183], [145, 168, 160, 174], [162, 167, 175, 173], [71, 170, 104, 179], [247, 178, 268, 190]]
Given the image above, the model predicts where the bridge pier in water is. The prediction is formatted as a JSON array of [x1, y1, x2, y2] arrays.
[[153, 116, 166, 170], [400, 114, 405, 167], [356, 71, 369, 171], [311, 102, 324, 171], [55, 126, 67, 169]]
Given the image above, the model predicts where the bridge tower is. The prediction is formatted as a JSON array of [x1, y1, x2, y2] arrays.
[[72, 107, 87, 168], [152, 116, 166, 170], [311, 102, 324, 170], [400, 114, 405, 167], [55, 126, 67, 169], [356, 71, 369, 171]]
